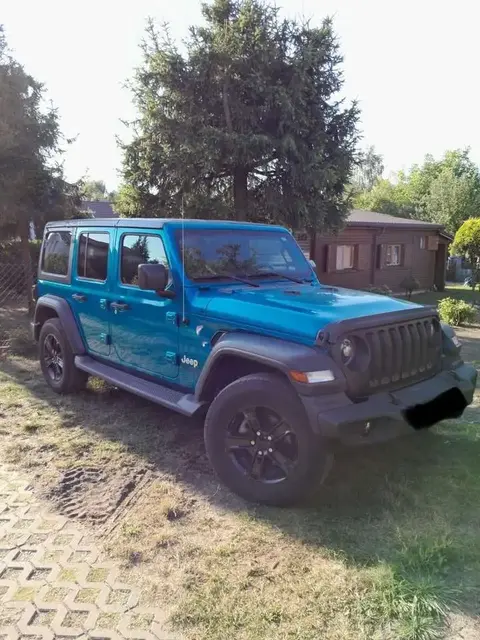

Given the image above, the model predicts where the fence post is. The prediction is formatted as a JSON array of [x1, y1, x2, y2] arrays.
[[19, 230, 34, 314]]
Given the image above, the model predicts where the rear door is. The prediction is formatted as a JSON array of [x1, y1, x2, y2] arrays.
[[108, 229, 179, 380], [70, 228, 112, 357]]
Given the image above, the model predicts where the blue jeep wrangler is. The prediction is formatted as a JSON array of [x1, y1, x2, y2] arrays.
[[32, 218, 477, 505]]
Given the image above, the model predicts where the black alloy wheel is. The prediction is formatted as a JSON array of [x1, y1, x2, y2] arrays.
[[226, 407, 299, 483], [39, 318, 88, 394], [43, 333, 64, 383], [204, 372, 330, 506]]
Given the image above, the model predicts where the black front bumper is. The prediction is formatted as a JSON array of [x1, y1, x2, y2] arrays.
[[302, 363, 477, 445]]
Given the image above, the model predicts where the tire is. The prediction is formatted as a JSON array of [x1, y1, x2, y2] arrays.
[[204, 372, 330, 506], [39, 318, 88, 394]]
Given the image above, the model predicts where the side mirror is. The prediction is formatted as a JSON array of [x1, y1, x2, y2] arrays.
[[138, 263, 172, 296], [309, 259, 317, 269]]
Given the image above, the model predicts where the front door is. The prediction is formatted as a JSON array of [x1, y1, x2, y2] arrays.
[[70, 228, 112, 357], [109, 230, 179, 380]]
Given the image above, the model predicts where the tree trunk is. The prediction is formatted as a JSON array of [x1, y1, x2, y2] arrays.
[[222, 73, 248, 220], [233, 167, 248, 220], [18, 219, 34, 315]]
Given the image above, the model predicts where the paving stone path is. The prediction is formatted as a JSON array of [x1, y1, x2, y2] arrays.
[[0, 465, 178, 640]]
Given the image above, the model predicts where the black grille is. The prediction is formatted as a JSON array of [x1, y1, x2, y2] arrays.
[[328, 312, 442, 398]]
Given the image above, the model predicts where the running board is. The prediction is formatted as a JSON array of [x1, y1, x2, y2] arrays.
[[74, 355, 204, 416]]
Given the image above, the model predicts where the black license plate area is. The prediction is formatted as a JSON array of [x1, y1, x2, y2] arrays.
[[404, 387, 467, 430]]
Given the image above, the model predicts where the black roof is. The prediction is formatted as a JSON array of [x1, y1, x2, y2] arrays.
[[347, 209, 443, 229]]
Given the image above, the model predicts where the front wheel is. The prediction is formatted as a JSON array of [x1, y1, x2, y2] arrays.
[[204, 372, 330, 506]]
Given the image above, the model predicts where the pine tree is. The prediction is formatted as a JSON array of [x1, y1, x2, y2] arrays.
[[117, 0, 359, 231]]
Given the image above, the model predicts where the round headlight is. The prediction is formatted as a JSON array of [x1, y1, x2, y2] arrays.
[[340, 338, 355, 364]]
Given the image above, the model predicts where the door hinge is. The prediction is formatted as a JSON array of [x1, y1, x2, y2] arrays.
[[165, 351, 178, 365], [100, 298, 108, 310], [100, 333, 111, 345], [166, 311, 178, 326]]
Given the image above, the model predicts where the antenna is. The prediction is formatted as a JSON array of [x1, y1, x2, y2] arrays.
[[181, 194, 186, 324]]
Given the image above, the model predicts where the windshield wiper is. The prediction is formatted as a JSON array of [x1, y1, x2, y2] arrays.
[[192, 266, 259, 287], [246, 269, 305, 284]]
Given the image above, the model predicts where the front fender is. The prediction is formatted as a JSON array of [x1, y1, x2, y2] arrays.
[[194, 332, 345, 401], [33, 295, 86, 355]]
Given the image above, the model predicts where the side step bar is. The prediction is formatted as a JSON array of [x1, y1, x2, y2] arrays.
[[75, 356, 204, 417]]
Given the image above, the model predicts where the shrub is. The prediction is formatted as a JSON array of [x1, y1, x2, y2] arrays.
[[367, 284, 393, 296], [399, 275, 420, 299], [438, 297, 477, 326]]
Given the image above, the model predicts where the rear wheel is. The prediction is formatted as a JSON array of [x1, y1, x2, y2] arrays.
[[204, 372, 330, 505], [39, 318, 88, 394]]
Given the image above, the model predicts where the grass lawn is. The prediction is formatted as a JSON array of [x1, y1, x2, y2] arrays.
[[0, 303, 480, 640], [408, 284, 480, 308]]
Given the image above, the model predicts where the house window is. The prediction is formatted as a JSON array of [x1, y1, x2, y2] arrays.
[[120, 234, 169, 286], [77, 233, 109, 281], [41, 231, 72, 276], [419, 236, 426, 249], [386, 244, 402, 266], [336, 245, 355, 270]]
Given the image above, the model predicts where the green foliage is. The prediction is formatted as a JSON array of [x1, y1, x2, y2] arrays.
[[80, 179, 110, 201], [451, 218, 480, 294], [354, 178, 413, 217], [399, 275, 420, 299], [353, 149, 480, 233], [113, 183, 142, 217], [451, 218, 480, 277], [118, 0, 359, 229], [350, 145, 384, 193], [438, 297, 476, 326], [0, 26, 81, 241], [362, 536, 458, 640]]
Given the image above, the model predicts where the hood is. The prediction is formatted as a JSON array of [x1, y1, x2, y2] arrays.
[[194, 283, 421, 342]]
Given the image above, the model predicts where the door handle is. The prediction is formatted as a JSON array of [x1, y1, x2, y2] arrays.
[[72, 293, 87, 302], [110, 301, 130, 313]]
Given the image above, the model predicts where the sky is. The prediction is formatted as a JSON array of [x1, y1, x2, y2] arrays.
[[3, 0, 479, 190]]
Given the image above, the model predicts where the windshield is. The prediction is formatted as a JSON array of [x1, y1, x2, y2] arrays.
[[174, 228, 313, 282]]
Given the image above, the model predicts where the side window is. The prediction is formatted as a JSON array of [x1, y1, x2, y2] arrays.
[[120, 234, 169, 286], [386, 244, 402, 266], [336, 245, 355, 271], [41, 231, 72, 276], [77, 233, 109, 281]]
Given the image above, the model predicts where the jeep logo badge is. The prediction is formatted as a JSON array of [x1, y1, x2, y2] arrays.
[[181, 355, 199, 368]]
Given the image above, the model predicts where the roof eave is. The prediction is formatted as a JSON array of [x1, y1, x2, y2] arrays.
[[346, 220, 444, 230]]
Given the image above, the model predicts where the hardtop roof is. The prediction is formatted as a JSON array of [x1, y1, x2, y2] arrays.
[[44, 218, 286, 232]]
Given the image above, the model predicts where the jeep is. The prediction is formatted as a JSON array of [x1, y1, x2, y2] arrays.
[[31, 218, 477, 505]]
